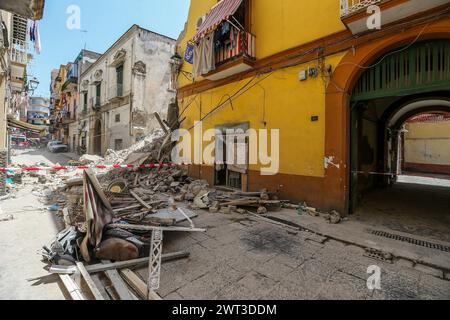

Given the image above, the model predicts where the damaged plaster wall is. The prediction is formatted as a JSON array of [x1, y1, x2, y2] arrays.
[[132, 30, 175, 141], [79, 26, 175, 154], [106, 105, 132, 151]]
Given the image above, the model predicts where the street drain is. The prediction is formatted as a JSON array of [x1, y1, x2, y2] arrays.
[[367, 229, 450, 253], [364, 249, 393, 263]]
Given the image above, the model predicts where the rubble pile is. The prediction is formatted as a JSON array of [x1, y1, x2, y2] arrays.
[[5, 134, 345, 300]]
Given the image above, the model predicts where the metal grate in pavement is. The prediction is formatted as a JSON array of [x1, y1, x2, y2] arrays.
[[367, 229, 450, 253]]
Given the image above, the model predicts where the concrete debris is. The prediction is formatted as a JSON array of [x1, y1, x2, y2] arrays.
[[298, 202, 343, 224], [327, 210, 342, 224], [79, 154, 104, 165]]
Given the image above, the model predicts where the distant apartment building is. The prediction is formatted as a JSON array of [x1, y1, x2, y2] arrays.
[[78, 25, 176, 155], [27, 96, 50, 126], [50, 50, 101, 150]]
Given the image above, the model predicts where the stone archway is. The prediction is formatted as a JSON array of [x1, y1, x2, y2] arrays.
[[323, 19, 450, 214]]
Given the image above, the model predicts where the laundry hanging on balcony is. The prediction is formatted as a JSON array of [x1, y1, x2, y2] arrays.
[[192, 33, 215, 78], [29, 20, 41, 54], [193, 0, 243, 42]]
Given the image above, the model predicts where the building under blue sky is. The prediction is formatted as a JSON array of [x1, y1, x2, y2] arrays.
[[29, 0, 189, 97]]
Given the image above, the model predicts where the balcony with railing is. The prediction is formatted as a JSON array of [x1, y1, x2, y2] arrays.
[[62, 63, 79, 91], [108, 83, 125, 101], [90, 97, 101, 111], [10, 38, 29, 65], [191, 0, 255, 81], [340, 0, 381, 18], [340, 0, 449, 34], [203, 29, 256, 81]]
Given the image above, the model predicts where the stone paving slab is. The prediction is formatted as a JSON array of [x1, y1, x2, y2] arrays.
[[150, 211, 450, 300]]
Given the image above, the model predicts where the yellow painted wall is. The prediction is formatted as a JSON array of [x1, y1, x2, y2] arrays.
[[177, 0, 346, 88], [177, 0, 348, 178], [179, 53, 345, 177], [405, 121, 450, 166]]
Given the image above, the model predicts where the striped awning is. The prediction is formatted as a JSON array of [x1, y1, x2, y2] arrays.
[[7, 115, 48, 135], [192, 0, 243, 42]]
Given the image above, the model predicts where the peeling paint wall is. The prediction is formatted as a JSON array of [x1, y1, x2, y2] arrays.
[[79, 26, 175, 154], [132, 30, 175, 140]]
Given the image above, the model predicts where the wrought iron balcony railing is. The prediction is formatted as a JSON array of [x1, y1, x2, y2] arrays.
[[340, 0, 382, 18], [10, 38, 29, 64]]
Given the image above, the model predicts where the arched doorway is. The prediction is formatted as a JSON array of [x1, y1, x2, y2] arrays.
[[346, 40, 450, 242], [93, 119, 102, 155], [324, 20, 450, 214]]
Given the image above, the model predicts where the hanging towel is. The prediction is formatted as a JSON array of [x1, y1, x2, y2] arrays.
[[29, 22, 35, 42], [192, 40, 203, 78], [34, 21, 41, 54], [192, 33, 216, 78], [200, 33, 215, 75]]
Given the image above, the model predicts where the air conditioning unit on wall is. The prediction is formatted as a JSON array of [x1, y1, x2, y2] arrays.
[[196, 15, 206, 30]]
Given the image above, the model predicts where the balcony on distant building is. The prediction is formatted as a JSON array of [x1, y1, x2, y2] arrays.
[[340, 0, 450, 35], [62, 63, 79, 92], [10, 14, 30, 65], [0, 0, 45, 20], [108, 83, 125, 101], [90, 97, 101, 111], [10, 38, 29, 65]]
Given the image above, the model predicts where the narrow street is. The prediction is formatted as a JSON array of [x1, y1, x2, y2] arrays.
[[1, 0, 449, 305], [0, 149, 449, 300], [0, 148, 76, 300]]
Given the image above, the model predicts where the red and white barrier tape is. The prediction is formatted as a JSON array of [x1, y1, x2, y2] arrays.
[[0, 163, 183, 173]]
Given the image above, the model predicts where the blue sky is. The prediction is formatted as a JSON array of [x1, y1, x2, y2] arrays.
[[29, 0, 190, 97]]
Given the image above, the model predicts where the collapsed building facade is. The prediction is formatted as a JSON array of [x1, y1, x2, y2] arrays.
[[78, 25, 176, 155]]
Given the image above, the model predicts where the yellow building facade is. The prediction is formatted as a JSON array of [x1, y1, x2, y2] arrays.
[[404, 118, 450, 175], [176, 0, 450, 213]]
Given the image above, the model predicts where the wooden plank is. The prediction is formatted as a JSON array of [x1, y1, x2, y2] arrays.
[[119, 269, 162, 300], [107, 223, 206, 233], [178, 208, 195, 229], [113, 204, 143, 213], [104, 270, 135, 300], [130, 190, 153, 210], [76, 262, 105, 300], [62, 208, 71, 228], [102, 261, 134, 300], [154, 112, 169, 134], [59, 274, 86, 300], [50, 251, 190, 275], [133, 173, 140, 187]]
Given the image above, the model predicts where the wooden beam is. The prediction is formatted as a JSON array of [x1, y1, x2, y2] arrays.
[[76, 262, 105, 300], [102, 261, 135, 300], [50, 251, 190, 275], [119, 269, 162, 300], [107, 224, 206, 233], [178, 208, 195, 229], [130, 190, 153, 210], [154, 112, 169, 134], [59, 274, 86, 300]]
